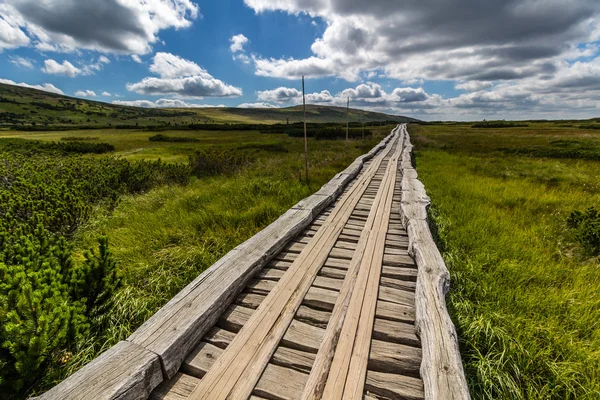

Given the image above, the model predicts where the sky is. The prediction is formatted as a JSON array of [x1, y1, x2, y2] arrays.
[[1, 0, 600, 121]]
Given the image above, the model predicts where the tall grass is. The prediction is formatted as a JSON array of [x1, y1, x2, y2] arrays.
[[410, 123, 600, 399]]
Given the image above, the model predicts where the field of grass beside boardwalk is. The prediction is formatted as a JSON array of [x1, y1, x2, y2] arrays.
[[36, 126, 391, 392], [409, 123, 600, 399]]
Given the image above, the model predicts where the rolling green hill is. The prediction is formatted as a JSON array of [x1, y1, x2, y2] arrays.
[[0, 83, 418, 129]]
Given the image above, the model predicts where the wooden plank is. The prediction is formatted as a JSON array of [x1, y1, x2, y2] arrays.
[[316, 134, 404, 399], [180, 343, 310, 400], [188, 137, 398, 399], [37, 341, 163, 400], [365, 370, 424, 400], [218, 304, 323, 353], [399, 127, 470, 400]]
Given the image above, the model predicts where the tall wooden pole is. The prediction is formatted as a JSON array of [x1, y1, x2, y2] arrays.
[[302, 76, 308, 182], [346, 97, 349, 141], [362, 120, 365, 140]]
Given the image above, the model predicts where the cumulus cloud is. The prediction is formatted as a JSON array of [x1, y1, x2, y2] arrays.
[[132, 54, 143, 63], [256, 87, 334, 104], [0, 0, 199, 54], [244, 0, 600, 84], [0, 77, 63, 94], [127, 52, 242, 98], [149, 52, 203, 78], [0, 14, 30, 50], [102, 91, 112, 96], [75, 89, 97, 97], [9, 55, 34, 69], [41, 59, 81, 77], [230, 34, 249, 53], [112, 99, 225, 108], [237, 102, 279, 108], [455, 81, 494, 92]]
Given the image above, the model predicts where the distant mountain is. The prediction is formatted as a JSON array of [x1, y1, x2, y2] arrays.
[[0, 82, 418, 128]]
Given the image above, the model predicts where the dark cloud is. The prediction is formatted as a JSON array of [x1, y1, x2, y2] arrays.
[[2, 0, 199, 53]]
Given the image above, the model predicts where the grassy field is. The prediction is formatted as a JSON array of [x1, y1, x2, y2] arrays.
[[25, 125, 392, 394], [408, 122, 600, 399], [0, 129, 288, 162]]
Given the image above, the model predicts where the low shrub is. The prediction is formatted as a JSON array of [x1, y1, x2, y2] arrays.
[[0, 138, 114, 154]]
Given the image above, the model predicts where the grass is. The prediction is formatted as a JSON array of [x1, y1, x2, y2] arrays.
[[37, 125, 392, 389], [408, 122, 600, 399]]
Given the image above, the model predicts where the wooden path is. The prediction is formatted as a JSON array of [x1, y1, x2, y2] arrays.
[[38, 125, 469, 400]]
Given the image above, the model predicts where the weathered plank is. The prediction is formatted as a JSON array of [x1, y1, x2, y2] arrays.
[[321, 132, 404, 399], [399, 127, 470, 400], [36, 341, 163, 400]]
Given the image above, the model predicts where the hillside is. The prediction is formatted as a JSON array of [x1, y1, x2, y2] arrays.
[[0, 83, 417, 129]]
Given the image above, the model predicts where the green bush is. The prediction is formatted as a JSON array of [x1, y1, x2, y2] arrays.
[[0, 149, 190, 397], [568, 207, 600, 255], [0, 138, 114, 154]]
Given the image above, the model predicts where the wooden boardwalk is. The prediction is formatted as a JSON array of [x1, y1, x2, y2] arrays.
[[38, 125, 469, 400]]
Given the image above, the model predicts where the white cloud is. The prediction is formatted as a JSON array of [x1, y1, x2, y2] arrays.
[[456, 81, 494, 92], [42, 59, 81, 77], [75, 90, 97, 97], [132, 54, 143, 63], [150, 52, 203, 78], [9, 55, 34, 69], [102, 91, 112, 96], [0, 77, 63, 95], [112, 99, 225, 108], [230, 34, 249, 53], [237, 102, 279, 108], [256, 87, 334, 104], [127, 52, 242, 98], [233, 53, 251, 64], [98, 55, 110, 64], [0, 14, 30, 50], [0, 0, 199, 54], [257, 87, 301, 103]]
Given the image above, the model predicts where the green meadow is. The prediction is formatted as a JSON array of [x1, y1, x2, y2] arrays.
[[409, 122, 600, 399]]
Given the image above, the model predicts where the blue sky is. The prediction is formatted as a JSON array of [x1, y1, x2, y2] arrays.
[[1, 0, 600, 120]]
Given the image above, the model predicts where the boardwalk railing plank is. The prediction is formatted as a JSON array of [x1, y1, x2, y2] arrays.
[[398, 125, 470, 400]]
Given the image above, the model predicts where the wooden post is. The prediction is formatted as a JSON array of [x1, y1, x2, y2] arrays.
[[346, 97, 349, 141], [362, 120, 365, 140], [302, 76, 309, 182]]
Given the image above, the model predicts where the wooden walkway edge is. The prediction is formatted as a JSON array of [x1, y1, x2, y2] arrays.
[[399, 127, 470, 400]]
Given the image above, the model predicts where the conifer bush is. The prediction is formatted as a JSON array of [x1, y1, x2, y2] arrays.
[[0, 149, 190, 397]]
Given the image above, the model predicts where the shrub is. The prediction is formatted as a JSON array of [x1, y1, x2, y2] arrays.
[[0, 149, 190, 397], [568, 207, 600, 255]]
